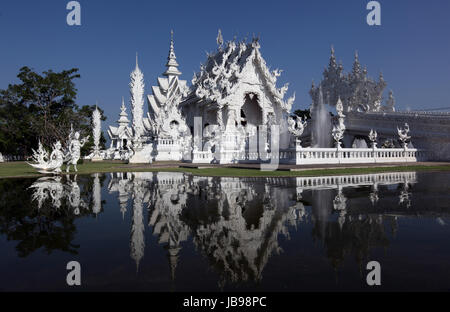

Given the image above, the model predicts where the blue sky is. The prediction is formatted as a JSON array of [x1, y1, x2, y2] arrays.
[[1, 0, 450, 129]]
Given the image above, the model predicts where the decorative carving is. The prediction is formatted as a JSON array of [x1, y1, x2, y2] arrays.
[[331, 98, 346, 147], [28, 141, 65, 174], [397, 123, 411, 147], [288, 116, 307, 147], [369, 129, 378, 147]]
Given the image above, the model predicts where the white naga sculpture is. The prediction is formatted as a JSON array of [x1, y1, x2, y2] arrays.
[[397, 123, 411, 147], [66, 131, 89, 172], [28, 141, 65, 174]]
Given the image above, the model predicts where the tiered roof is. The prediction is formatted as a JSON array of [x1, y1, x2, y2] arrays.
[[184, 35, 295, 112]]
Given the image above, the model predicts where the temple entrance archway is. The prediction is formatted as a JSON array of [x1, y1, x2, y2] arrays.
[[241, 93, 263, 127], [240, 92, 265, 156]]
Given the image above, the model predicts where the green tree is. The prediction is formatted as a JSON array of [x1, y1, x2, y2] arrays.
[[0, 67, 107, 157]]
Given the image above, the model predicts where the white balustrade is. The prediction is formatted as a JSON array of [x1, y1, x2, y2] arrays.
[[190, 146, 426, 165], [293, 147, 425, 165]]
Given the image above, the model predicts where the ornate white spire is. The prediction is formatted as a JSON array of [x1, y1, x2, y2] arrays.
[[130, 54, 145, 137], [118, 96, 130, 127], [352, 50, 361, 77], [163, 30, 182, 77], [92, 106, 101, 155]]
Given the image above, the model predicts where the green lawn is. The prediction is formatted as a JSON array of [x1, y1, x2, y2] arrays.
[[1, 161, 450, 178]]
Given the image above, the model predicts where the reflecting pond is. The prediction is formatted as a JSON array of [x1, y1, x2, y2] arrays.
[[1, 171, 450, 291]]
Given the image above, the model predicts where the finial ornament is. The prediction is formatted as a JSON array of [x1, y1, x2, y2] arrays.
[[121, 96, 126, 111], [163, 30, 181, 77], [216, 29, 223, 49]]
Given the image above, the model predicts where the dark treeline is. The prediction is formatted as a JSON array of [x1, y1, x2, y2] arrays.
[[0, 67, 106, 157]]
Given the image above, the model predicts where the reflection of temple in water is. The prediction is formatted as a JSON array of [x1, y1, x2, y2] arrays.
[[106, 171, 420, 287], [26, 170, 425, 286], [108, 172, 305, 285]]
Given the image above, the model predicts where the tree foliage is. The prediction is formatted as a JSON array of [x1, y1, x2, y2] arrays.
[[0, 67, 107, 157]]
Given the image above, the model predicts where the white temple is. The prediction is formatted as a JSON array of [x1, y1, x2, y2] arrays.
[[107, 98, 133, 160], [102, 31, 443, 165], [105, 31, 298, 164]]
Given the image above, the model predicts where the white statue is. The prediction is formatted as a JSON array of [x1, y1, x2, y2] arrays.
[[287, 115, 307, 146], [66, 132, 89, 173], [369, 129, 378, 147], [332, 98, 346, 147], [28, 141, 65, 174], [0, 152, 4, 163], [397, 123, 411, 147]]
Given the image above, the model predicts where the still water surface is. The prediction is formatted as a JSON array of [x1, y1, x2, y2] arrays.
[[1, 171, 450, 291]]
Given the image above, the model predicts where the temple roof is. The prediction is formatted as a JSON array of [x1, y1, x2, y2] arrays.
[[118, 97, 130, 125], [145, 31, 189, 137], [183, 35, 295, 112], [108, 125, 132, 139], [109, 97, 133, 140]]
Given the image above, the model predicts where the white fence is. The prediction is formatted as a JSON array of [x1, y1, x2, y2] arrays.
[[293, 147, 425, 165], [191, 147, 426, 165]]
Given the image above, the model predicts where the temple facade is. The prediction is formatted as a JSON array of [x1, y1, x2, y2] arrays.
[[102, 31, 447, 164], [111, 31, 296, 164]]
